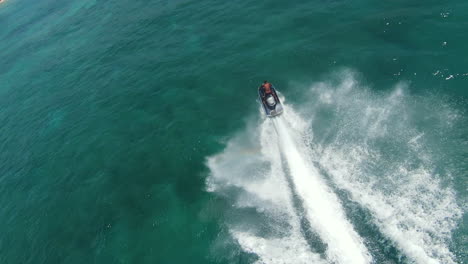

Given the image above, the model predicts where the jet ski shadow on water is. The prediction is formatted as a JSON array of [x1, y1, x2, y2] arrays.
[[258, 85, 284, 117]]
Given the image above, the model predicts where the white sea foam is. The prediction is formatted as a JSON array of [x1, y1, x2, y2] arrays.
[[272, 111, 371, 264], [306, 72, 462, 264], [207, 103, 372, 263], [320, 148, 461, 264], [206, 119, 325, 264], [232, 231, 324, 264]]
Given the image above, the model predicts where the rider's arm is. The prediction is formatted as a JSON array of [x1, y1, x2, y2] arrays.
[[259, 87, 265, 99]]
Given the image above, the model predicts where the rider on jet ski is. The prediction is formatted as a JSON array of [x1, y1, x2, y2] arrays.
[[259, 80, 279, 103]]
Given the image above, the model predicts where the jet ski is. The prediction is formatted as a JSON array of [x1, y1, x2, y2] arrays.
[[258, 85, 284, 117]]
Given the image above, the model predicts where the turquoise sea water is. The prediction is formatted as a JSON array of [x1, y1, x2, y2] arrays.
[[0, 0, 466, 263]]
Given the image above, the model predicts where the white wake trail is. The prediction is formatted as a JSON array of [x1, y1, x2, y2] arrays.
[[272, 114, 372, 264], [206, 119, 326, 264]]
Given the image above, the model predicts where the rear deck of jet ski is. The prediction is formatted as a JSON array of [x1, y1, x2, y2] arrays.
[[258, 87, 284, 117]]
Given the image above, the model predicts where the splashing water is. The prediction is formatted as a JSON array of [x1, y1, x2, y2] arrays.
[[207, 109, 371, 263], [207, 119, 326, 264], [309, 73, 463, 264], [206, 72, 462, 264], [272, 113, 372, 264]]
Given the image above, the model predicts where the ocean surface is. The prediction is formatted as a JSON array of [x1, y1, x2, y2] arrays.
[[0, 0, 466, 263]]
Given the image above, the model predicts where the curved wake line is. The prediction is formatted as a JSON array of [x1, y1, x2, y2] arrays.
[[308, 72, 463, 264], [321, 147, 462, 264], [206, 116, 326, 264], [272, 116, 372, 264]]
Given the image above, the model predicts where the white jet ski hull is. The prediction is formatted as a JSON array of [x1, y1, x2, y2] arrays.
[[258, 87, 284, 117]]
